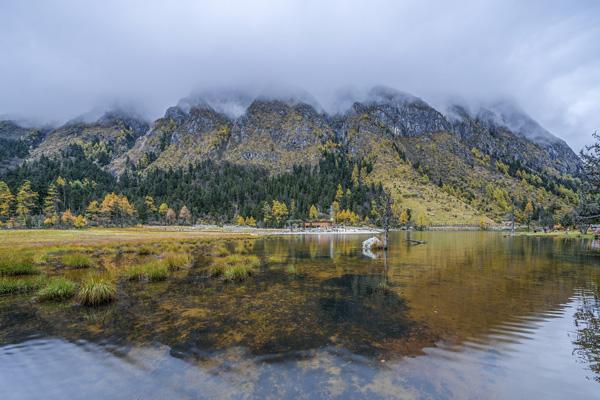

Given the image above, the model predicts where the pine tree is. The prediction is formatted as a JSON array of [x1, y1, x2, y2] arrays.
[[335, 184, 344, 202], [43, 183, 60, 217], [0, 181, 14, 220], [144, 196, 158, 221], [85, 200, 101, 225], [15, 180, 38, 226], [262, 202, 273, 227]]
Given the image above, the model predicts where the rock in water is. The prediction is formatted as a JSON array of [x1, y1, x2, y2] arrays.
[[362, 236, 383, 251]]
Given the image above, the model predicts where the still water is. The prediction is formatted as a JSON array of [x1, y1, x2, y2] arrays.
[[1, 232, 599, 399]]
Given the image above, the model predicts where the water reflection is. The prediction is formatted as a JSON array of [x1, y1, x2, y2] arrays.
[[1, 232, 600, 399]]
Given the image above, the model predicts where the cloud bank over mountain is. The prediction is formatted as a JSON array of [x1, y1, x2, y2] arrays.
[[1, 0, 598, 151]]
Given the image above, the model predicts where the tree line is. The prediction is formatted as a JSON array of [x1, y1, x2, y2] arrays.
[[0, 145, 388, 228]]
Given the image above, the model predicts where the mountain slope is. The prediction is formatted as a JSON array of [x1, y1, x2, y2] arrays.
[[0, 87, 582, 225]]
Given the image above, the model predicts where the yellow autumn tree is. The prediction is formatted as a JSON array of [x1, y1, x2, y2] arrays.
[[271, 200, 289, 227], [309, 204, 318, 220]]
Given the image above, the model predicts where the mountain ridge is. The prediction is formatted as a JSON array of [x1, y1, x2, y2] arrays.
[[0, 86, 582, 224]]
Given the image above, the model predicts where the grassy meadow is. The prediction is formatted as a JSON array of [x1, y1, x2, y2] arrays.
[[0, 227, 264, 307]]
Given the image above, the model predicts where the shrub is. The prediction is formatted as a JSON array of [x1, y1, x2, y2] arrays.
[[61, 253, 93, 269], [0, 277, 45, 295], [209, 255, 260, 281], [162, 253, 191, 271], [0, 255, 38, 276], [37, 277, 77, 301], [77, 275, 117, 306]]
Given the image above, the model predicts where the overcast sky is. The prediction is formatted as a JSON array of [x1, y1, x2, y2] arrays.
[[1, 0, 599, 151]]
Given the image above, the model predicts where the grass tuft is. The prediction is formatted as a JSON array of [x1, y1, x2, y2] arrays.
[[0, 277, 45, 295], [37, 277, 77, 301], [162, 252, 191, 271], [209, 255, 260, 281], [211, 243, 231, 257], [0, 254, 38, 276], [61, 253, 93, 269], [123, 260, 169, 282], [77, 275, 117, 306]]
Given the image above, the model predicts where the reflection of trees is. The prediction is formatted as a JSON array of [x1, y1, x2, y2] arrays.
[[573, 289, 600, 382]]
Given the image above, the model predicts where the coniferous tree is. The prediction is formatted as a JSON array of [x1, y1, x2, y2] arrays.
[[15, 180, 38, 226], [43, 183, 60, 218], [0, 181, 14, 221]]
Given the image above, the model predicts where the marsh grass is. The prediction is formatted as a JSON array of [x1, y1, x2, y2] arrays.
[[0, 277, 45, 295], [0, 254, 38, 276], [211, 243, 231, 257], [37, 277, 77, 301], [162, 252, 191, 271], [77, 275, 117, 306], [123, 260, 168, 282], [210, 254, 260, 281], [137, 245, 156, 256], [61, 253, 93, 268]]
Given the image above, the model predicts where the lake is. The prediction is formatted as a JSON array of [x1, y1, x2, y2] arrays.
[[1, 231, 599, 399]]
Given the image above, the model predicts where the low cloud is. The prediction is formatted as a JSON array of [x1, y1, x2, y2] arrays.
[[1, 0, 598, 151]]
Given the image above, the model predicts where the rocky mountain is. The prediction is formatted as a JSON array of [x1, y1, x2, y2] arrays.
[[0, 86, 582, 224]]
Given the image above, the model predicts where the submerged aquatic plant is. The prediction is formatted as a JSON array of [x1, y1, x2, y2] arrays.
[[77, 275, 117, 306], [0, 254, 38, 276], [0, 277, 45, 295], [37, 277, 77, 301], [61, 253, 93, 268], [209, 254, 260, 281]]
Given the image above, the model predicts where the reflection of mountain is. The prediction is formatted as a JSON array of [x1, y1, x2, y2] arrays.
[[0, 232, 599, 381]]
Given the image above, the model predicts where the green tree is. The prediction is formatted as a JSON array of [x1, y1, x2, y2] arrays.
[[144, 196, 158, 221], [575, 131, 600, 233], [15, 180, 38, 226], [262, 202, 273, 227], [335, 184, 344, 202]]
